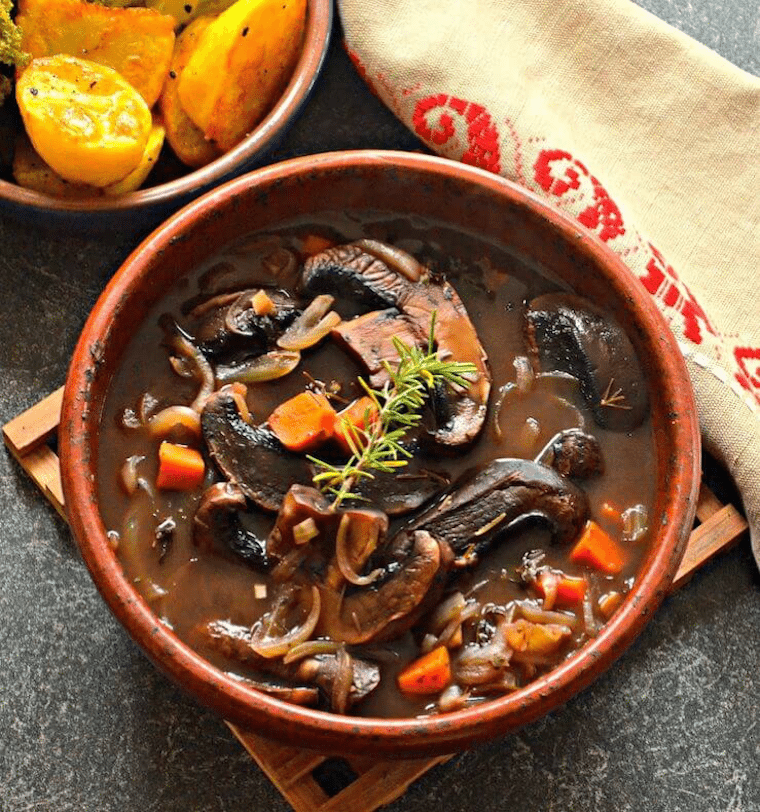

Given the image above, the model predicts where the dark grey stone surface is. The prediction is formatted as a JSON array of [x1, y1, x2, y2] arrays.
[[1, 2, 758, 811]]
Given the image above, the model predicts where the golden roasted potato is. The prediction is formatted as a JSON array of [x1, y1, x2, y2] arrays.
[[12, 133, 101, 198], [16, 0, 175, 106], [158, 16, 221, 168], [17, 55, 152, 187], [178, 0, 306, 152], [104, 121, 165, 195], [146, 0, 237, 29]]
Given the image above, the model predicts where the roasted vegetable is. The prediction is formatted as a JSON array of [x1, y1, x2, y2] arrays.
[[158, 15, 221, 168], [16, 55, 152, 186], [178, 0, 307, 151], [103, 121, 165, 195], [146, 0, 237, 28], [16, 0, 175, 106], [12, 133, 101, 197]]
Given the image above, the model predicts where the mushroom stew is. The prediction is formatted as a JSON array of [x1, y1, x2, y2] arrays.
[[97, 212, 656, 719]]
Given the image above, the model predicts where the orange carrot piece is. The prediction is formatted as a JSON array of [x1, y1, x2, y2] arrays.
[[251, 289, 275, 316], [570, 520, 627, 575], [333, 396, 379, 455], [599, 501, 622, 525], [156, 441, 205, 491], [301, 234, 334, 256], [267, 391, 337, 453], [397, 646, 451, 695], [536, 570, 587, 606]]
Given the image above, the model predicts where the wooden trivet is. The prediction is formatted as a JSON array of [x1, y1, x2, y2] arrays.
[[3, 387, 749, 812]]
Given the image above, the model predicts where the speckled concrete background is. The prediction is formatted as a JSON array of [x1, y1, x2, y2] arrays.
[[1, 2, 758, 811]]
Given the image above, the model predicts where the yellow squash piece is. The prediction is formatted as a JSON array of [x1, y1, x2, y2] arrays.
[[17, 55, 152, 187], [16, 0, 175, 106], [158, 16, 221, 168], [178, 0, 307, 152], [12, 134, 101, 198], [104, 121, 165, 195]]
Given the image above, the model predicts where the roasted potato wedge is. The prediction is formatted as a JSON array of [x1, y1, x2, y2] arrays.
[[178, 0, 306, 152], [12, 133, 101, 198], [17, 55, 152, 187], [16, 0, 175, 106], [104, 121, 165, 195], [146, 0, 237, 29], [158, 16, 221, 168]]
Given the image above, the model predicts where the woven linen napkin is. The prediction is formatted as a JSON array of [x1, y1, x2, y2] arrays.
[[338, 0, 760, 562]]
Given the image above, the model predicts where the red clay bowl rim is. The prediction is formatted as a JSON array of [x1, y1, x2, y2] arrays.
[[60, 150, 701, 756], [0, 0, 332, 215]]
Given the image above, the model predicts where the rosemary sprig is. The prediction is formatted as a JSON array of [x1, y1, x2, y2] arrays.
[[308, 313, 477, 508]]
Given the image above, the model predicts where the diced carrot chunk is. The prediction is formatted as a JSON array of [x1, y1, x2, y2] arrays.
[[301, 234, 334, 256], [333, 396, 380, 456], [156, 441, 205, 491], [397, 646, 451, 695], [536, 570, 587, 606], [570, 520, 627, 575], [251, 289, 275, 316], [267, 391, 337, 453], [599, 501, 622, 525]]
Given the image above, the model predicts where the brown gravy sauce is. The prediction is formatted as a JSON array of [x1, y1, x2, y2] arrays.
[[97, 212, 656, 718]]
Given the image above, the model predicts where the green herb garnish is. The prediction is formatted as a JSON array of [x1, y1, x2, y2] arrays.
[[309, 313, 477, 509]]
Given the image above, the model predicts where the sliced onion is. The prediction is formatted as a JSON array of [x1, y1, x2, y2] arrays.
[[137, 392, 159, 425], [249, 586, 321, 659], [277, 295, 341, 351], [335, 514, 383, 587], [147, 406, 202, 439], [119, 455, 145, 496], [428, 592, 466, 635], [438, 685, 470, 713], [515, 600, 577, 629], [293, 518, 319, 546], [170, 332, 215, 412], [353, 239, 425, 282], [514, 355, 535, 394], [622, 504, 648, 543], [187, 291, 242, 320], [282, 639, 341, 665], [262, 247, 298, 280], [215, 350, 300, 384], [330, 645, 354, 714], [582, 589, 599, 637]]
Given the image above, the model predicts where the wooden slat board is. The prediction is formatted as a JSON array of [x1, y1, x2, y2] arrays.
[[2, 391, 749, 812]]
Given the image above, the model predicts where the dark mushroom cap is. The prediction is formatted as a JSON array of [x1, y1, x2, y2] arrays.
[[525, 293, 649, 431]]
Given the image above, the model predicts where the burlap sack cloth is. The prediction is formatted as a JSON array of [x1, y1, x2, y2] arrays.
[[339, 0, 760, 563]]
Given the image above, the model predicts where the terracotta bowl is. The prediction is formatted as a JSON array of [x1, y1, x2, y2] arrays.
[[60, 150, 700, 757], [0, 0, 332, 236]]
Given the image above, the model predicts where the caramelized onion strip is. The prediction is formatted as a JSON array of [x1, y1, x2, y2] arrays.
[[277, 295, 341, 351], [335, 514, 383, 587], [250, 586, 321, 659]]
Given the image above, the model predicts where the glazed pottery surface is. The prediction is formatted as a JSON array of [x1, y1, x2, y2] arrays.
[[59, 151, 701, 757]]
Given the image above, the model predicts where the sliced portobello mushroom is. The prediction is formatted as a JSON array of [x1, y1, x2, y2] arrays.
[[190, 288, 300, 360], [525, 293, 649, 431], [535, 427, 605, 479], [390, 457, 589, 567], [193, 482, 271, 570], [201, 389, 311, 512], [197, 619, 380, 710], [305, 242, 491, 447]]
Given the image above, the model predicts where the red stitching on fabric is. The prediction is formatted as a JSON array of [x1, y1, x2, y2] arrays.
[[533, 150, 625, 242], [734, 347, 760, 394], [411, 94, 501, 172], [639, 244, 717, 346], [503, 117, 526, 185]]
